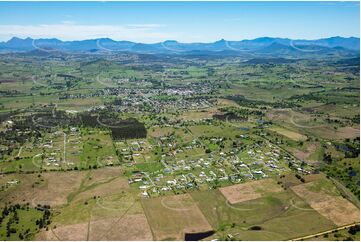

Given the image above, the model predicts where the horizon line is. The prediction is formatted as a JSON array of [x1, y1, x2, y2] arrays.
[[2, 35, 360, 44]]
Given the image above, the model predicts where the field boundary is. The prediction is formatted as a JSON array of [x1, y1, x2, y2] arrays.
[[140, 199, 157, 240], [328, 176, 360, 208], [289, 222, 360, 241]]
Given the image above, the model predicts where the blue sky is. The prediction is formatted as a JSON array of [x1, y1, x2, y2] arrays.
[[0, 1, 359, 42]]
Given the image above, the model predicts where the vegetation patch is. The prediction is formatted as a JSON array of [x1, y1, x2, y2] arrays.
[[142, 193, 213, 240]]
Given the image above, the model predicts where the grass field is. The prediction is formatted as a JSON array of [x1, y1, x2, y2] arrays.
[[0, 206, 43, 240], [36, 168, 152, 241], [191, 186, 337, 240], [141, 193, 213, 240]]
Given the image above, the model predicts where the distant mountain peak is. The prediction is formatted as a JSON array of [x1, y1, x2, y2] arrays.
[[7, 36, 32, 43], [0, 36, 358, 54], [214, 39, 226, 43], [164, 40, 178, 44]]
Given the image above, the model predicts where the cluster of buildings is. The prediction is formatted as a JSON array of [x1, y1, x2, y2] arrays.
[[124, 131, 312, 198]]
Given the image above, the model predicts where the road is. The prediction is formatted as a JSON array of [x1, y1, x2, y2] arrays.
[[289, 222, 360, 241], [63, 132, 67, 163], [16, 146, 23, 158]]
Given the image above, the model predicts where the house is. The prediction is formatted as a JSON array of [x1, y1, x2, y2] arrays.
[[166, 179, 177, 185]]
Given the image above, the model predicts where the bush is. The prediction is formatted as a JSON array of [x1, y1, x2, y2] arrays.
[[348, 225, 360, 235], [249, 226, 262, 231]]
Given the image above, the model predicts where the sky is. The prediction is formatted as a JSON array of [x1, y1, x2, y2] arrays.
[[0, 1, 359, 43]]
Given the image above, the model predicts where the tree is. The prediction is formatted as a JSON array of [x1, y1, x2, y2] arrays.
[[348, 225, 360, 235]]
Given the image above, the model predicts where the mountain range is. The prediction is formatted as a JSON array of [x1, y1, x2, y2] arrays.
[[0, 36, 359, 57]]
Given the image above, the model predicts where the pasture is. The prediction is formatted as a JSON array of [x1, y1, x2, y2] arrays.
[[191, 184, 336, 240], [141, 193, 213, 240]]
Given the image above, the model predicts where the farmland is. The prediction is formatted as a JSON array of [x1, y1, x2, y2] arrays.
[[0, 41, 359, 240]]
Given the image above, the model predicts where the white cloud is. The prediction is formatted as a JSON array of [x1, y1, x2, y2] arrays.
[[0, 23, 178, 43]]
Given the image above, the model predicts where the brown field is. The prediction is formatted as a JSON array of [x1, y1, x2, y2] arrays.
[[269, 127, 307, 141], [215, 98, 240, 107], [265, 109, 289, 121], [305, 126, 357, 140], [309, 103, 360, 119], [219, 179, 283, 204], [288, 143, 319, 163], [57, 97, 104, 111], [37, 215, 152, 241], [36, 223, 88, 241], [39, 196, 151, 241], [266, 109, 359, 140], [1, 171, 86, 206], [291, 182, 360, 226], [147, 127, 174, 138], [176, 110, 214, 121], [308, 126, 360, 140], [89, 214, 153, 240], [83, 167, 123, 187], [142, 193, 213, 240], [73, 176, 129, 203]]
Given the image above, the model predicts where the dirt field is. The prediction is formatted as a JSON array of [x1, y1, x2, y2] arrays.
[[1, 171, 86, 206], [83, 167, 123, 186], [288, 143, 319, 163], [72, 176, 129, 203], [219, 179, 283, 204], [36, 223, 88, 240], [266, 108, 359, 141], [37, 214, 152, 241], [147, 127, 175, 138], [269, 127, 307, 141], [89, 214, 153, 240], [291, 181, 360, 226], [176, 109, 216, 121], [142, 193, 213, 240], [306, 126, 360, 140], [215, 98, 240, 107]]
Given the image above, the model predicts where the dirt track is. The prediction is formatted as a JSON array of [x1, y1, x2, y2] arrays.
[[290, 222, 360, 241]]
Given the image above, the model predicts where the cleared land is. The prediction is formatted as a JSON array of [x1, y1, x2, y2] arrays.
[[0, 171, 86, 206], [88, 214, 153, 241], [291, 180, 360, 226], [36, 223, 88, 241], [269, 127, 307, 141], [72, 176, 129, 203], [191, 188, 336, 240], [142, 193, 213, 240], [219, 178, 283, 204]]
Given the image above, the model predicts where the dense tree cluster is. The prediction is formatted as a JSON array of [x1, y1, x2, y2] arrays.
[[0, 203, 51, 240], [35, 205, 51, 230]]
